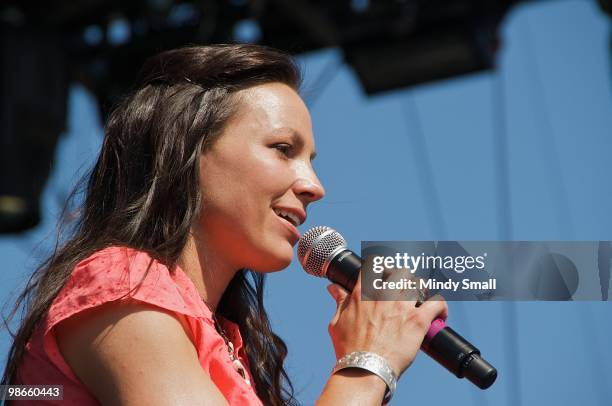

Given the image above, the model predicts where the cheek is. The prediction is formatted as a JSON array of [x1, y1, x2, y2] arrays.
[[239, 153, 295, 196], [197, 161, 268, 227], [198, 149, 294, 234]]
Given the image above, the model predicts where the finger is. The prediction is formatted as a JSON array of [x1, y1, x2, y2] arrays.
[[360, 256, 381, 301], [413, 280, 430, 307], [417, 294, 449, 322], [389, 270, 420, 302], [327, 283, 350, 325], [327, 283, 349, 305], [349, 268, 363, 300], [374, 268, 419, 303]]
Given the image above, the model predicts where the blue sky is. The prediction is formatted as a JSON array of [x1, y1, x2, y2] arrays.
[[2, 1, 611, 404]]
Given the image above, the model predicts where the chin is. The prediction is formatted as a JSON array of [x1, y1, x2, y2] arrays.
[[251, 245, 294, 273], [265, 255, 294, 273]]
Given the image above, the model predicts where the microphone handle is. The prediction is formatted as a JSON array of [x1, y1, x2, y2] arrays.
[[326, 249, 497, 389]]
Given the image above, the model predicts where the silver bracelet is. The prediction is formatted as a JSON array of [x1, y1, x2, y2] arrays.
[[331, 351, 398, 405]]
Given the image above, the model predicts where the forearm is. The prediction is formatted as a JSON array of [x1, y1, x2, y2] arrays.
[[315, 369, 387, 406]]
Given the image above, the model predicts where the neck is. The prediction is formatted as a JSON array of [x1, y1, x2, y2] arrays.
[[178, 231, 239, 313]]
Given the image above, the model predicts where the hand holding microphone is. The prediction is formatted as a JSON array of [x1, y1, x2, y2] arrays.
[[325, 265, 449, 379], [298, 226, 497, 391]]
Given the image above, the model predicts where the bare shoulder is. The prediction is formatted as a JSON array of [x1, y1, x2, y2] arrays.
[[55, 299, 228, 406]]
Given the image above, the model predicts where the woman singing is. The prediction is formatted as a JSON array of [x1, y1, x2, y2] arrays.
[[2, 44, 447, 405]]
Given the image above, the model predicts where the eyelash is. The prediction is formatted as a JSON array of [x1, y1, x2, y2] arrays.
[[273, 143, 293, 157]]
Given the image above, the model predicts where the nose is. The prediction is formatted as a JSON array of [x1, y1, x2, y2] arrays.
[[293, 168, 325, 205]]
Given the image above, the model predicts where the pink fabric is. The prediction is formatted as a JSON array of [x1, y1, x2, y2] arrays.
[[15, 246, 262, 405]]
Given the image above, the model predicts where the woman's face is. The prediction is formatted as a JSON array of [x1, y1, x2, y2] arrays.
[[197, 82, 325, 273]]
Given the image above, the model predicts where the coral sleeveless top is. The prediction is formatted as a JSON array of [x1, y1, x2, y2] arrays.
[[14, 246, 262, 405]]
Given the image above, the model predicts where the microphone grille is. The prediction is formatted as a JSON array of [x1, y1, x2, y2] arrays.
[[298, 226, 347, 277]]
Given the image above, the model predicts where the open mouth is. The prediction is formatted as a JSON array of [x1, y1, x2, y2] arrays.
[[273, 208, 300, 227]]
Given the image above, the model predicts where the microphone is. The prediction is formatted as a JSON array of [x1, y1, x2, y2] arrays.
[[298, 226, 497, 390]]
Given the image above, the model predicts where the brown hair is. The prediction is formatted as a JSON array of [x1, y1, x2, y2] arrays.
[[2, 44, 301, 405]]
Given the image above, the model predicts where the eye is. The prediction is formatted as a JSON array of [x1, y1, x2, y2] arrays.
[[272, 143, 293, 157]]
